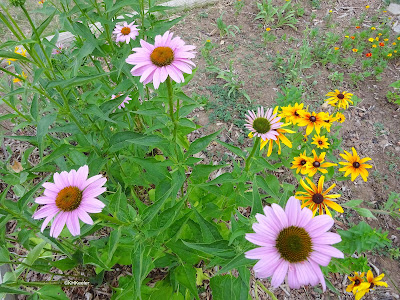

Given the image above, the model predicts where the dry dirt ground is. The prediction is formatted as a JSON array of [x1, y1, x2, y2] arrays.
[[2, 0, 400, 299]]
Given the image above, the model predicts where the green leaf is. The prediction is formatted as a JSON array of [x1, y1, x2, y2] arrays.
[[173, 265, 199, 300], [108, 131, 169, 152], [193, 209, 222, 243], [18, 175, 51, 210], [35, 10, 56, 38], [0, 51, 32, 63], [256, 175, 280, 203], [216, 140, 245, 159], [189, 164, 227, 184], [251, 175, 263, 217], [36, 285, 69, 300], [106, 227, 122, 267], [353, 207, 376, 219], [182, 240, 236, 259], [0, 286, 30, 295], [216, 254, 251, 275], [47, 71, 116, 88], [131, 243, 152, 299], [343, 199, 363, 208], [186, 130, 222, 157], [143, 168, 186, 223], [50, 258, 78, 271], [209, 275, 242, 300], [37, 113, 57, 156]]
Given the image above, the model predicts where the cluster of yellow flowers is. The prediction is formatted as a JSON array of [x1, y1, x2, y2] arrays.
[[6, 46, 27, 65], [347, 271, 388, 300]]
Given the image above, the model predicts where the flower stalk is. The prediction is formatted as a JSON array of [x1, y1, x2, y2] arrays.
[[245, 137, 260, 172]]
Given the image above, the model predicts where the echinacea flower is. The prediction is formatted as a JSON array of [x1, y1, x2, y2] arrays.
[[297, 111, 327, 135], [279, 103, 305, 125], [353, 270, 388, 300], [305, 150, 337, 177], [52, 42, 64, 55], [126, 31, 196, 89], [339, 147, 372, 181], [111, 94, 131, 110], [346, 272, 365, 294], [32, 165, 106, 238], [325, 90, 353, 109], [113, 21, 139, 44], [245, 196, 343, 290], [245, 107, 283, 141], [311, 135, 330, 149], [6, 46, 27, 65], [291, 150, 311, 174], [296, 176, 343, 216]]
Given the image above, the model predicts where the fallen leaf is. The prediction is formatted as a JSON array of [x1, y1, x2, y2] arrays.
[[11, 160, 23, 173]]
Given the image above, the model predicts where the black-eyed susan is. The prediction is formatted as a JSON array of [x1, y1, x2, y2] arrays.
[[13, 72, 27, 83], [291, 150, 311, 174], [312, 135, 330, 149], [353, 270, 388, 300], [305, 150, 337, 177], [339, 147, 372, 182], [335, 112, 345, 123], [279, 103, 305, 125], [297, 111, 327, 135], [346, 272, 365, 294], [322, 112, 336, 132], [296, 176, 343, 216], [325, 90, 353, 109], [6, 46, 27, 65], [259, 107, 294, 156]]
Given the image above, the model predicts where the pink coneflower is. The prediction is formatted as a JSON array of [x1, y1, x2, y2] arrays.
[[113, 21, 139, 44], [244, 107, 283, 141], [52, 42, 64, 55], [245, 196, 343, 290], [111, 94, 131, 110], [32, 165, 106, 238], [125, 31, 196, 89]]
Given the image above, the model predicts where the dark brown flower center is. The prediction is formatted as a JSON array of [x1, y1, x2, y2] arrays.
[[337, 93, 345, 99], [121, 27, 131, 35], [312, 193, 324, 204], [275, 226, 312, 263], [294, 111, 300, 116], [150, 46, 174, 67], [253, 117, 271, 134], [313, 161, 320, 168], [309, 116, 317, 122], [318, 140, 323, 145], [353, 162, 360, 168], [300, 160, 307, 165], [55, 186, 83, 212], [355, 279, 361, 286], [370, 283, 374, 289]]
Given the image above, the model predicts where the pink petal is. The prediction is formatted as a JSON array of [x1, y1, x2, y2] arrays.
[[33, 205, 59, 219], [271, 203, 288, 228], [76, 209, 94, 225], [253, 252, 281, 278], [305, 215, 334, 237], [309, 260, 326, 291], [245, 246, 276, 259], [297, 207, 313, 228], [76, 165, 89, 189], [285, 196, 301, 226], [50, 212, 68, 238], [263, 206, 283, 233], [84, 175, 104, 188], [35, 196, 55, 205], [252, 223, 278, 241], [245, 233, 275, 247], [40, 210, 59, 232], [309, 252, 332, 267], [271, 259, 289, 288], [287, 265, 301, 289], [83, 187, 106, 199], [42, 182, 58, 193], [312, 232, 342, 245], [66, 212, 80, 236], [153, 67, 161, 89], [79, 199, 105, 213], [313, 244, 344, 259]]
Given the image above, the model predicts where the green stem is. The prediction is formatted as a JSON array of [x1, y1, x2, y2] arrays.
[[256, 281, 278, 300], [166, 76, 178, 158], [94, 212, 129, 226], [245, 137, 260, 172]]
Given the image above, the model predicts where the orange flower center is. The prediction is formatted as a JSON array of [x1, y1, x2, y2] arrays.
[[121, 27, 131, 35], [150, 47, 174, 67], [55, 186, 83, 211], [312, 193, 324, 204]]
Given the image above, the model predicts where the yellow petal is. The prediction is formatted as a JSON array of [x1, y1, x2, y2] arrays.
[[318, 176, 325, 193], [324, 199, 344, 213], [323, 183, 336, 195]]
